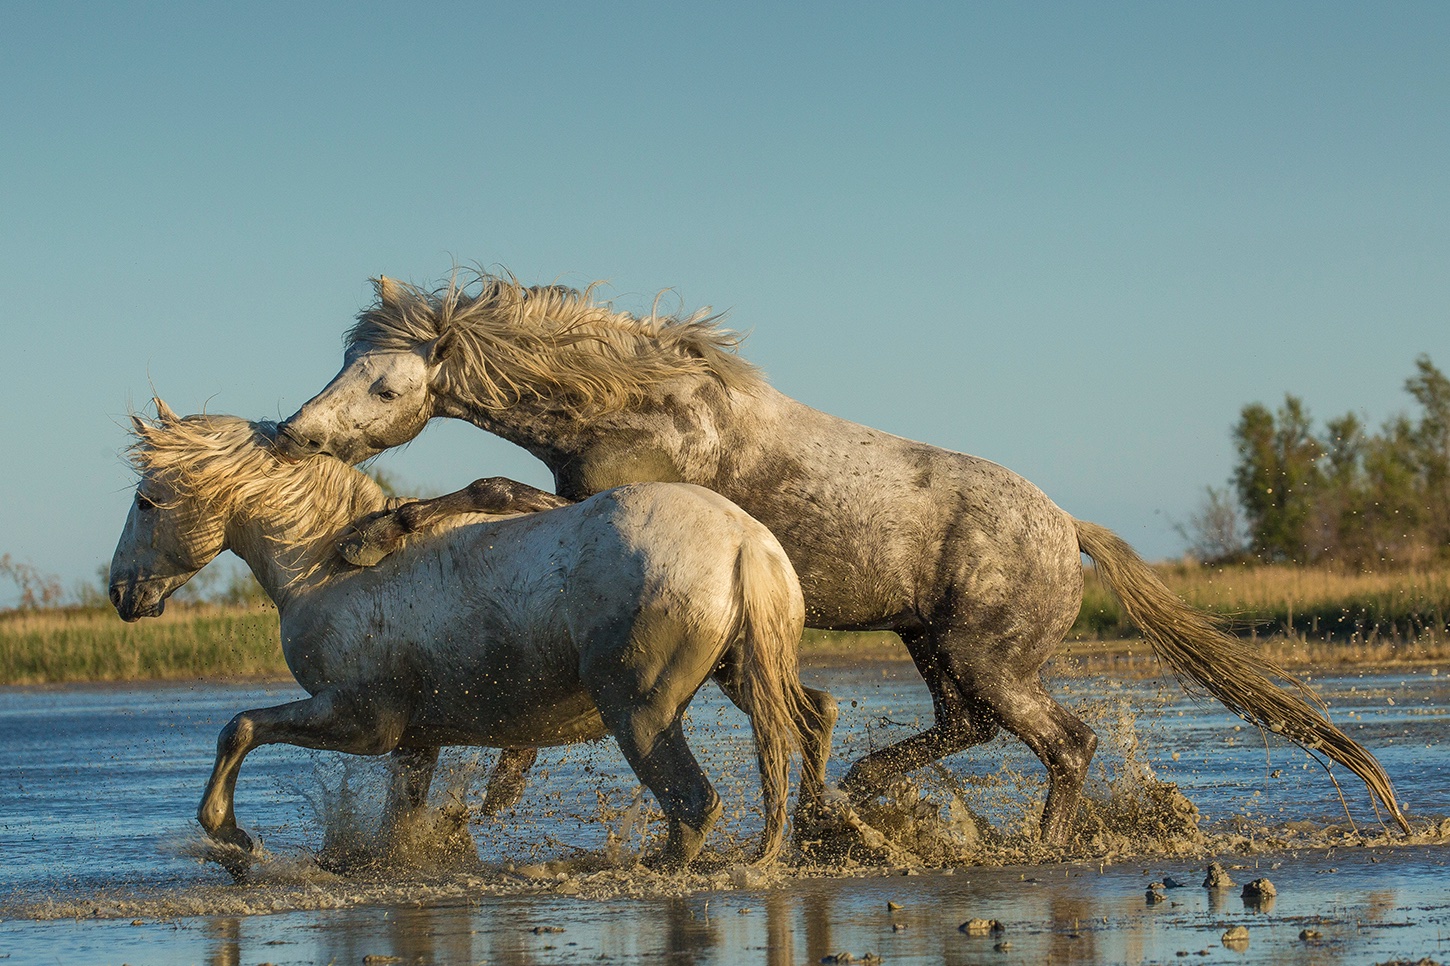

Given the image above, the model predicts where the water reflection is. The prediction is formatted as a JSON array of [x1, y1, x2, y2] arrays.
[[98, 854, 1447, 966], [204, 917, 240, 966]]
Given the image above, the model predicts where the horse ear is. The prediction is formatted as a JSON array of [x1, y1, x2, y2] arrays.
[[153, 397, 179, 423], [130, 413, 149, 436], [424, 331, 455, 366], [374, 275, 402, 306]]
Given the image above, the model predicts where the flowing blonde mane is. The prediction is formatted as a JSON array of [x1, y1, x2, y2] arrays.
[[127, 408, 373, 540], [345, 269, 763, 419]]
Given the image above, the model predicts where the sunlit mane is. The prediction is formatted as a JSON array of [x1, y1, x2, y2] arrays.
[[345, 269, 763, 420], [127, 410, 373, 540]]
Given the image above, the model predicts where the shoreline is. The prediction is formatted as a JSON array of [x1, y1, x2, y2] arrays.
[[4, 633, 1444, 689], [796, 631, 1448, 675]]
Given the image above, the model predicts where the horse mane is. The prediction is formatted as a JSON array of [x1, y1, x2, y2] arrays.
[[345, 269, 763, 420], [126, 409, 373, 541]]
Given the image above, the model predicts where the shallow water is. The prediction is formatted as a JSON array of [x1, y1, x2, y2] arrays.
[[2, 660, 1446, 964]]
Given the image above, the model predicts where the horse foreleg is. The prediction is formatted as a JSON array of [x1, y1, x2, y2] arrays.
[[382, 745, 441, 834], [480, 747, 539, 816], [198, 690, 407, 873], [339, 477, 576, 566], [839, 633, 1001, 802]]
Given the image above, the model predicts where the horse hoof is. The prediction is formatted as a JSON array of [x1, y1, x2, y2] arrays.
[[203, 825, 258, 882], [642, 850, 689, 874], [338, 534, 391, 567], [205, 820, 254, 853]]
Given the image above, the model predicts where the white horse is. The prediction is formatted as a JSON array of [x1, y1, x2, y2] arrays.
[[276, 271, 1408, 842], [108, 401, 836, 872]]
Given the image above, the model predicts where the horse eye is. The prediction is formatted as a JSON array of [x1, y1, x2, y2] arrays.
[[136, 494, 156, 512], [377, 389, 400, 402]]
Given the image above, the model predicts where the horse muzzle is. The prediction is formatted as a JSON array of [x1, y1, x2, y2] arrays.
[[110, 579, 168, 622], [273, 419, 326, 462]]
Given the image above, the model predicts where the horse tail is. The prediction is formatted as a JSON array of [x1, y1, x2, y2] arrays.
[[1073, 518, 1409, 833], [732, 534, 811, 864]]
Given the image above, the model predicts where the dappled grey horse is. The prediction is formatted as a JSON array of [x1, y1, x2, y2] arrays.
[[110, 403, 836, 872], [277, 272, 1408, 842]]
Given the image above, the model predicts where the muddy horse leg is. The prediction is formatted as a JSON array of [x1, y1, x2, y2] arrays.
[[841, 623, 1094, 846], [382, 745, 441, 834], [976, 676, 1097, 845], [603, 710, 721, 871], [339, 477, 576, 566], [839, 629, 1001, 800], [790, 686, 839, 824], [713, 664, 839, 843], [198, 689, 407, 873], [480, 747, 540, 816]]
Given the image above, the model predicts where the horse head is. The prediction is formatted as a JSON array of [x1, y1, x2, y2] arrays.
[[276, 276, 443, 464], [110, 402, 229, 620], [275, 340, 438, 465]]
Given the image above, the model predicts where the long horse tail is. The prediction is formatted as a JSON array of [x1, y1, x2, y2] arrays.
[[1073, 518, 1409, 833], [732, 534, 811, 864]]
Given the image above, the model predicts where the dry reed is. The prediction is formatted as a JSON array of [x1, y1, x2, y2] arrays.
[[6, 561, 1448, 685], [0, 604, 285, 685]]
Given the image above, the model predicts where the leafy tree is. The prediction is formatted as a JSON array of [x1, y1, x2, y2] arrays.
[[1405, 354, 1450, 547], [1232, 395, 1322, 562], [1221, 355, 1449, 567]]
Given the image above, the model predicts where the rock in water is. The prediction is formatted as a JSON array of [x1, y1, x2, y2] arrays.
[[1241, 877, 1276, 899], [1203, 862, 1235, 889]]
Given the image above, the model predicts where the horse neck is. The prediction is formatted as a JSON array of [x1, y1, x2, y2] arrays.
[[439, 378, 794, 490], [223, 473, 387, 608], [436, 393, 583, 466]]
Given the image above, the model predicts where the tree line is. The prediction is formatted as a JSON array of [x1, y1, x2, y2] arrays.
[[1185, 354, 1450, 567], [6, 370, 1448, 612]]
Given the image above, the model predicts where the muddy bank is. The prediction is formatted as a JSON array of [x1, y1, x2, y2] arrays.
[[5, 843, 1448, 965]]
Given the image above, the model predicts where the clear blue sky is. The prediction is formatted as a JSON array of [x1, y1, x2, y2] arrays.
[[3, 2, 1447, 605]]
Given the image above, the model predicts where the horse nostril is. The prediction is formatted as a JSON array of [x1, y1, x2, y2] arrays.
[[278, 420, 322, 452]]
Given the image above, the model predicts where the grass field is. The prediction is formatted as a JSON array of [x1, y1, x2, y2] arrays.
[[4, 562, 1448, 685], [0, 604, 284, 685], [1075, 559, 1450, 644]]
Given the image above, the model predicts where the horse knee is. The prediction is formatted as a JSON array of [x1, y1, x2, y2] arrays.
[[217, 712, 254, 757], [197, 796, 225, 833], [800, 686, 839, 736]]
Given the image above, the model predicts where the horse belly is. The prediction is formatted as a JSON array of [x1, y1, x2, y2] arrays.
[[406, 658, 609, 748]]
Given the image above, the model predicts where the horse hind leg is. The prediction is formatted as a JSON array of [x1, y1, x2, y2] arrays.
[[384, 746, 440, 825], [713, 664, 840, 846], [480, 747, 540, 816], [792, 686, 839, 824], [605, 710, 722, 871], [845, 623, 1096, 846], [978, 677, 1098, 846], [377, 745, 441, 862]]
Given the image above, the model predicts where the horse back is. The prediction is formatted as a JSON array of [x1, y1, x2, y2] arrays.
[[705, 394, 1083, 634]]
